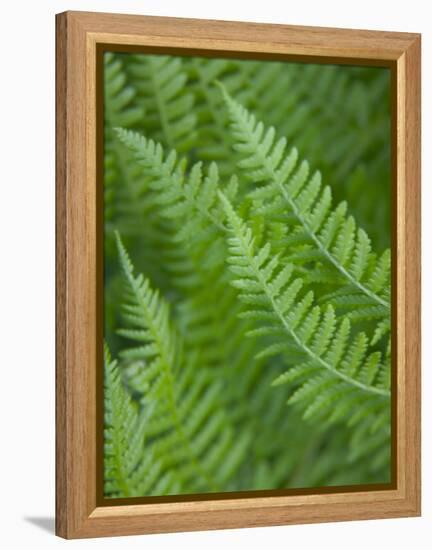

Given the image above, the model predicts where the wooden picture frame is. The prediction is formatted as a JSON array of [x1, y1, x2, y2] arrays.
[[55, 10, 421, 539]]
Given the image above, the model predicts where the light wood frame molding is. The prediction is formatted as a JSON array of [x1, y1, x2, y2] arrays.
[[55, 10, 421, 539]]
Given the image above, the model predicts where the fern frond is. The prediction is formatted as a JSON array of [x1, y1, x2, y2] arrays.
[[219, 87, 390, 324], [127, 54, 197, 152], [113, 131, 301, 489], [246, 62, 391, 250], [104, 53, 144, 128], [113, 131, 284, 477], [116, 129, 230, 225], [104, 344, 180, 497], [104, 57, 392, 494], [183, 57, 257, 175], [219, 193, 390, 426], [104, 52, 172, 352], [115, 234, 250, 492], [104, 52, 144, 228], [104, 54, 200, 298], [115, 128, 240, 276]]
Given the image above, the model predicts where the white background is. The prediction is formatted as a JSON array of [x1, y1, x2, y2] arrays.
[[0, 0, 429, 547]]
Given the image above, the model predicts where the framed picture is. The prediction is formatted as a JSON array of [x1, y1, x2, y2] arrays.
[[55, 11, 421, 539]]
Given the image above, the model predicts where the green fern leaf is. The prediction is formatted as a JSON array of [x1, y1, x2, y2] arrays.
[[219, 193, 390, 420], [104, 344, 180, 497], [219, 86, 390, 326], [127, 54, 197, 151], [115, 233, 250, 492]]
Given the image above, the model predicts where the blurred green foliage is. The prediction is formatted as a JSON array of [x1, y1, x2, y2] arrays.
[[103, 52, 392, 498]]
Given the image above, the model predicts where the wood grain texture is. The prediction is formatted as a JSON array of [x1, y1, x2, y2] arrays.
[[403, 36, 421, 512], [66, 10, 418, 60], [55, 11, 68, 538], [55, 10, 421, 539], [56, 11, 98, 537]]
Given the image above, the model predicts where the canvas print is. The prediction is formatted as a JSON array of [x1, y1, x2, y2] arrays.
[[103, 51, 392, 499]]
